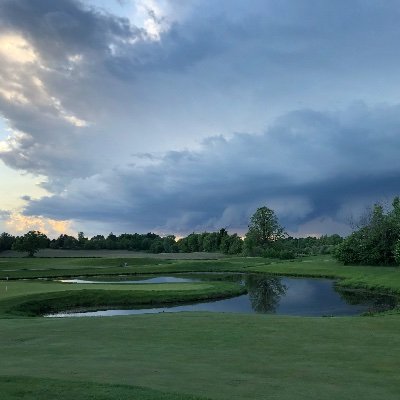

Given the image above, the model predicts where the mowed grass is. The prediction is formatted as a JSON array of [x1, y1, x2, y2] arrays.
[[0, 280, 245, 317], [0, 376, 209, 400], [2, 255, 400, 296], [1, 312, 400, 400], [0, 256, 264, 279], [0, 280, 217, 300], [1, 255, 400, 399], [0, 248, 226, 259], [0, 257, 172, 280]]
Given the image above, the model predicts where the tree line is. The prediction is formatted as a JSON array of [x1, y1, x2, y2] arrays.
[[0, 206, 343, 259], [5, 199, 400, 265]]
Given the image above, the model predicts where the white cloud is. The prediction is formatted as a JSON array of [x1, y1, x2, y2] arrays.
[[0, 212, 73, 237], [0, 33, 38, 64]]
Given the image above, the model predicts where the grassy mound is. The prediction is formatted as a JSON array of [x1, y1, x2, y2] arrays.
[[0, 281, 246, 317]]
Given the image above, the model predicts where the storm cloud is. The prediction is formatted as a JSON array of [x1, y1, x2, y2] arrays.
[[24, 104, 400, 235], [1, 0, 400, 235]]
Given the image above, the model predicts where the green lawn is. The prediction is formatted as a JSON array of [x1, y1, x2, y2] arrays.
[[0, 281, 222, 300], [2, 255, 400, 296], [1, 255, 400, 399], [0, 257, 258, 279], [0, 280, 245, 318], [0, 376, 209, 400], [1, 313, 400, 400]]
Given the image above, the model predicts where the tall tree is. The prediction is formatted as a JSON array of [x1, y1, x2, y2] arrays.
[[0, 232, 15, 252], [246, 206, 286, 248], [12, 231, 49, 257]]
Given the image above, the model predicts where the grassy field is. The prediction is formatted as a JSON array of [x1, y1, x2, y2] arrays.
[[2, 255, 400, 295], [0, 249, 226, 259], [0, 376, 209, 400], [0, 256, 266, 279], [1, 313, 400, 400], [1, 254, 400, 399]]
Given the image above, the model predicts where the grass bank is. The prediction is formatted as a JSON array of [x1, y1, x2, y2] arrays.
[[248, 256, 400, 296], [0, 281, 245, 317]]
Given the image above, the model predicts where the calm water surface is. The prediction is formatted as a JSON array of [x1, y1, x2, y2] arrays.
[[48, 274, 398, 318], [58, 276, 200, 284]]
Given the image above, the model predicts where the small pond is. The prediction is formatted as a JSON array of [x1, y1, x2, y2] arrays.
[[48, 274, 398, 318], [58, 276, 200, 284]]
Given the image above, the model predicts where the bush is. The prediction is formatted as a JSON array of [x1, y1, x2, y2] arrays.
[[394, 240, 400, 265], [334, 198, 400, 266], [262, 248, 280, 258], [278, 250, 295, 260]]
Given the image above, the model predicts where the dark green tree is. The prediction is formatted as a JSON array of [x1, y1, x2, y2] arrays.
[[105, 232, 118, 249], [162, 235, 178, 252], [77, 232, 87, 248], [336, 197, 400, 265], [12, 230, 49, 257], [245, 206, 286, 254], [0, 232, 15, 252]]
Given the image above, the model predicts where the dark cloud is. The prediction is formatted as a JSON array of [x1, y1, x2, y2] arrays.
[[24, 104, 400, 235], [1, 1, 400, 234], [2, 0, 400, 181], [0, 0, 140, 61]]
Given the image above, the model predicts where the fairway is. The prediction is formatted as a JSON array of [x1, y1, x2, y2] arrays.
[[0, 280, 222, 300], [1, 313, 400, 400], [2, 1, 400, 399], [0, 255, 400, 399]]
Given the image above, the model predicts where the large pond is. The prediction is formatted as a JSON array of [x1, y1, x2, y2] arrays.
[[48, 273, 398, 318]]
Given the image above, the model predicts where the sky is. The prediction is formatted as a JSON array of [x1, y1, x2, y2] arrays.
[[1, 0, 400, 238]]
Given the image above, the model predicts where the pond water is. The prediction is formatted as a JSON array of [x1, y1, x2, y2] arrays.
[[58, 276, 200, 284], [48, 274, 398, 318]]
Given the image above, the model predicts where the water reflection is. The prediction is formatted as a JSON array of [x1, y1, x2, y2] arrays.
[[245, 275, 286, 313], [47, 274, 399, 318], [335, 287, 398, 314]]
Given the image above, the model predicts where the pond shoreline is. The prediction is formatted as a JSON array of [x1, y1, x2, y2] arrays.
[[43, 273, 399, 318]]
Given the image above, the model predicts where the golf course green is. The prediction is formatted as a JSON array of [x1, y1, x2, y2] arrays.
[[1, 254, 399, 399]]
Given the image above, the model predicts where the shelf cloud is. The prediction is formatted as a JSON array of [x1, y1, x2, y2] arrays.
[[1, 0, 400, 235]]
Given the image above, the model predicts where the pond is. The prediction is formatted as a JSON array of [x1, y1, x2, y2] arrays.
[[58, 276, 200, 284], [48, 273, 398, 318]]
